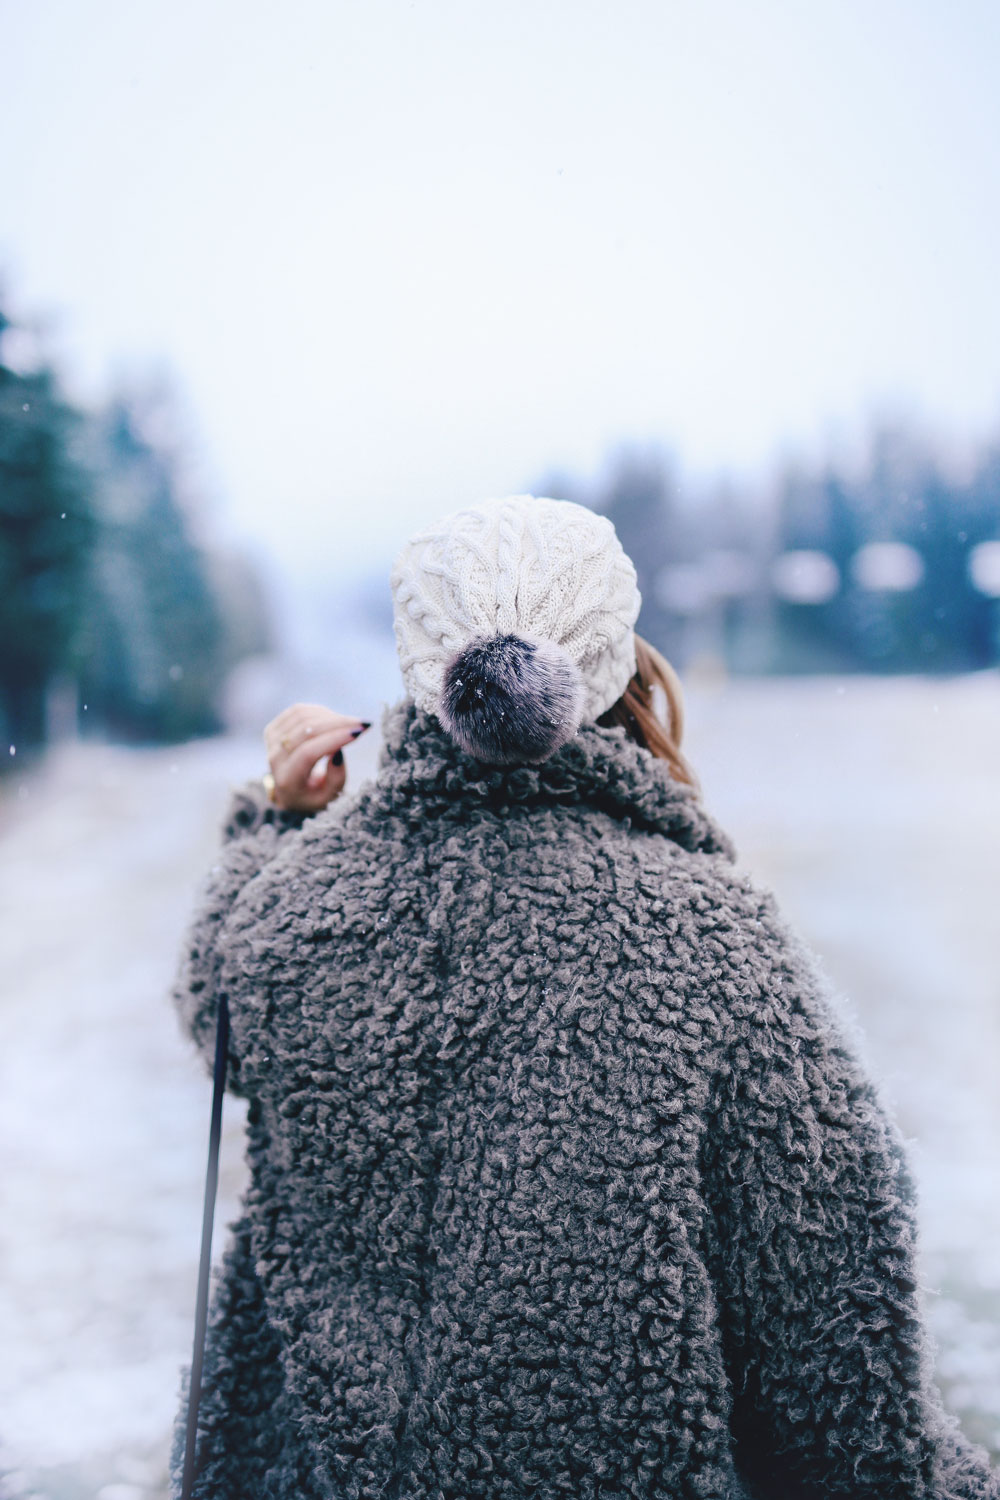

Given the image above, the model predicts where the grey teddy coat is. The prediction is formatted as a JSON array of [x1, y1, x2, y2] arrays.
[[170, 698, 998, 1500]]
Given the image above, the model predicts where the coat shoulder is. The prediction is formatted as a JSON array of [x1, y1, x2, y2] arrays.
[[631, 840, 856, 1058]]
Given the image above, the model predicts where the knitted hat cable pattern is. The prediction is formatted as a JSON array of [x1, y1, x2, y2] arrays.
[[390, 495, 641, 765]]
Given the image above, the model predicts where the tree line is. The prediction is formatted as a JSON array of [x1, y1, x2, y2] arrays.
[[0, 302, 270, 763], [541, 427, 1000, 676]]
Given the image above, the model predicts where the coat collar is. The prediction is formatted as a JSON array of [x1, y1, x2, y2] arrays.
[[373, 698, 737, 861]]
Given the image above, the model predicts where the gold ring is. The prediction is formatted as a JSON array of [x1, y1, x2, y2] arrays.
[[262, 772, 278, 804], [280, 724, 315, 753]]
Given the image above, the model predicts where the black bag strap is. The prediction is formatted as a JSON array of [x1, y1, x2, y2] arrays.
[[180, 993, 230, 1500]]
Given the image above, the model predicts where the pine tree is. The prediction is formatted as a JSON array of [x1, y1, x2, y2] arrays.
[[0, 307, 95, 753]]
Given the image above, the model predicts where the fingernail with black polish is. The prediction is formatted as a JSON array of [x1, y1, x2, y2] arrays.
[[332, 749, 344, 765]]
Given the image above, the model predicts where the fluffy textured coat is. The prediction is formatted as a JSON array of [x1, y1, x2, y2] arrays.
[[170, 699, 998, 1500]]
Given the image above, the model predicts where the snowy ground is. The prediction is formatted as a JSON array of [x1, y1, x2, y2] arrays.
[[1, 670, 998, 1497]]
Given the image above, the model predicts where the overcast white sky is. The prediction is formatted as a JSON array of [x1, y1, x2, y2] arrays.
[[3, 0, 1000, 586]]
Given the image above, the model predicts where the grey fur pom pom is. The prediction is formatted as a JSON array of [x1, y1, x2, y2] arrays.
[[438, 634, 585, 765]]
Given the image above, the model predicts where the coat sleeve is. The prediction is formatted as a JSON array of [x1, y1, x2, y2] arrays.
[[171, 779, 311, 1097], [702, 885, 999, 1500]]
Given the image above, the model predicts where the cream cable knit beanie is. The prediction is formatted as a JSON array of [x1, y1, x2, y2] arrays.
[[390, 494, 641, 765]]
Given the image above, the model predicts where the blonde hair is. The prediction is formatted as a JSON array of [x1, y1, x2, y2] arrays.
[[597, 634, 700, 794]]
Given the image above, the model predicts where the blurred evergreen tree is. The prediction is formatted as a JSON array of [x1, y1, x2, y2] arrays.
[[0, 307, 95, 752], [771, 424, 1000, 674], [964, 440, 1000, 666], [75, 396, 230, 741], [854, 427, 931, 671], [598, 445, 680, 658], [204, 545, 274, 671], [770, 464, 855, 673], [849, 427, 981, 672]]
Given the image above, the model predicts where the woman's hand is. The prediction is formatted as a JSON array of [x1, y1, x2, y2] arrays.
[[262, 703, 371, 813]]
